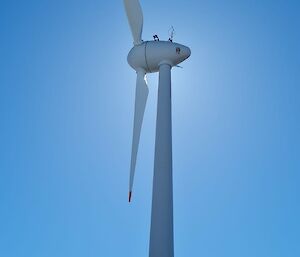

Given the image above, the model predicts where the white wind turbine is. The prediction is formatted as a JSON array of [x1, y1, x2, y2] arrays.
[[124, 0, 191, 256]]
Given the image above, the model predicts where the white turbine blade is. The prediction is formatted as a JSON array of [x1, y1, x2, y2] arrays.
[[123, 0, 143, 45], [129, 70, 148, 202]]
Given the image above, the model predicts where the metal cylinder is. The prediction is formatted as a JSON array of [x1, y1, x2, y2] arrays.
[[149, 63, 174, 257]]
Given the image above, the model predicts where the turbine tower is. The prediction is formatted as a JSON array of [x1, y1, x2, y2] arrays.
[[123, 1, 191, 256]]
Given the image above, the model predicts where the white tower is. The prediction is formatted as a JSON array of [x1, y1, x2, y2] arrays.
[[123, 1, 191, 256]]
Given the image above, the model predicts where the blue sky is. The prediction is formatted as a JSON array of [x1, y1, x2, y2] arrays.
[[0, 0, 299, 256]]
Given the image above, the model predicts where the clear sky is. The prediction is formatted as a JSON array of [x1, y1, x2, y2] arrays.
[[0, 0, 299, 257]]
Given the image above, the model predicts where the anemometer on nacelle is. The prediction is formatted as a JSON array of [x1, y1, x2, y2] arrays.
[[152, 26, 176, 42]]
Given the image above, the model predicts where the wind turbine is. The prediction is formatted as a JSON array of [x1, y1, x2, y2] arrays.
[[123, 0, 191, 256]]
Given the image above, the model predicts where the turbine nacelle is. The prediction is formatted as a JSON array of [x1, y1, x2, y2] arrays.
[[127, 41, 191, 73]]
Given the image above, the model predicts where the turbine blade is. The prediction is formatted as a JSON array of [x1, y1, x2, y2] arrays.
[[129, 70, 148, 202], [123, 0, 143, 45]]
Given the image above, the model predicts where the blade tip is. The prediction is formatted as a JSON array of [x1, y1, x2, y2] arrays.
[[129, 191, 132, 202]]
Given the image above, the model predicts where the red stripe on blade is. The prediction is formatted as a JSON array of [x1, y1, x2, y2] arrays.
[[129, 191, 132, 202]]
